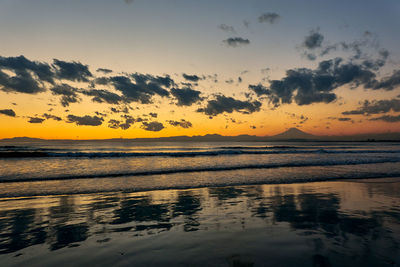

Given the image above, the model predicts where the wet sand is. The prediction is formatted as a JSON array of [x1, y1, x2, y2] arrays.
[[0, 178, 399, 266]]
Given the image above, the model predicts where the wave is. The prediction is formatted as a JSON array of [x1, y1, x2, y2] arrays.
[[1, 157, 399, 183], [0, 148, 400, 158]]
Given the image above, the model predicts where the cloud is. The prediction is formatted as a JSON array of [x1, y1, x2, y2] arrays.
[[96, 68, 112, 74], [149, 112, 157, 118], [369, 115, 400, 122], [53, 59, 92, 82], [51, 84, 81, 107], [258, 12, 280, 24], [81, 89, 125, 104], [182, 73, 201, 82], [223, 37, 250, 47], [108, 116, 134, 130], [342, 99, 400, 115], [0, 55, 53, 94], [338, 117, 352, 121], [367, 70, 400, 91], [218, 24, 236, 33], [107, 73, 172, 104], [43, 113, 62, 121], [303, 29, 324, 49], [124, 0, 134, 4], [67, 115, 104, 126], [170, 87, 202, 106], [167, 119, 192, 128], [251, 57, 386, 106], [197, 95, 261, 116], [0, 109, 16, 117], [248, 84, 270, 96], [141, 121, 164, 131], [28, 117, 45, 123]]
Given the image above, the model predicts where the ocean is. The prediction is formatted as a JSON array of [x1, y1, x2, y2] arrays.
[[0, 140, 400, 197], [1, 141, 400, 266]]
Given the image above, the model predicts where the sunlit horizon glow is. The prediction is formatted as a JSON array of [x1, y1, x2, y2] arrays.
[[1, 0, 400, 139]]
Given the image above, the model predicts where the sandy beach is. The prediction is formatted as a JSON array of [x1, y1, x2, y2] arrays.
[[0, 177, 399, 266]]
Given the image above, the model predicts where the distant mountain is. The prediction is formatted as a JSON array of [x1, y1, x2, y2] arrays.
[[1, 128, 400, 142], [269, 128, 315, 140]]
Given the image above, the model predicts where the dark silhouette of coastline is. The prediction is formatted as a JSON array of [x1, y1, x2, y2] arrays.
[[1, 128, 400, 142]]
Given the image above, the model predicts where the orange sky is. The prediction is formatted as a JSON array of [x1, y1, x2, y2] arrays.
[[0, 0, 399, 139]]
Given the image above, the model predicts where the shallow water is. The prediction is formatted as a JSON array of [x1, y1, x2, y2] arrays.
[[0, 179, 400, 266]]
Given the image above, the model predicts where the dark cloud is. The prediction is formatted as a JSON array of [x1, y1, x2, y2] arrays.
[[51, 84, 81, 107], [167, 119, 192, 128], [338, 117, 352, 121], [182, 73, 201, 82], [252, 57, 385, 106], [110, 106, 129, 114], [107, 73, 172, 104], [243, 20, 250, 28], [342, 99, 400, 115], [108, 116, 134, 130], [43, 113, 62, 121], [170, 87, 202, 106], [0, 109, 16, 117], [370, 115, 400, 123], [96, 68, 112, 74], [81, 89, 125, 104], [197, 95, 261, 116], [248, 84, 270, 96], [28, 117, 45, 124], [53, 59, 92, 82], [258, 12, 280, 24], [223, 37, 250, 47], [0, 55, 53, 94], [149, 112, 158, 118], [218, 24, 236, 33], [141, 121, 164, 131], [366, 70, 400, 91], [67, 115, 104, 126], [303, 30, 324, 49]]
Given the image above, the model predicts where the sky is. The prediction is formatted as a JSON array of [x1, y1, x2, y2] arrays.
[[0, 0, 400, 139]]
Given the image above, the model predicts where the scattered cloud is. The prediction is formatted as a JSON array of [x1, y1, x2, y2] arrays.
[[167, 119, 192, 128], [81, 89, 125, 104], [170, 87, 202, 106], [0, 55, 52, 94], [0, 109, 16, 117], [51, 83, 81, 107], [369, 115, 400, 122], [53, 59, 92, 82], [43, 113, 62, 121], [303, 29, 324, 49], [223, 37, 250, 47], [342, 99, 400, 115], [218, 24, 236, 33], [182, 73, 201, 82], [258, 12, 280, 24], [96, 68, 112, 74], [67, 115, 104, 126], [197, 95, 261, 116], [141, 121, 164, 131], [28, 117, 45, 123]]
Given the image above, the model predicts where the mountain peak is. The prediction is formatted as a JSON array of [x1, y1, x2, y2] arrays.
[[271, 128, 315, 140]]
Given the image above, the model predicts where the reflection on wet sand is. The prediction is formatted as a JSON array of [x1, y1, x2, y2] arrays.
[[0, 178, 399, 266]]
